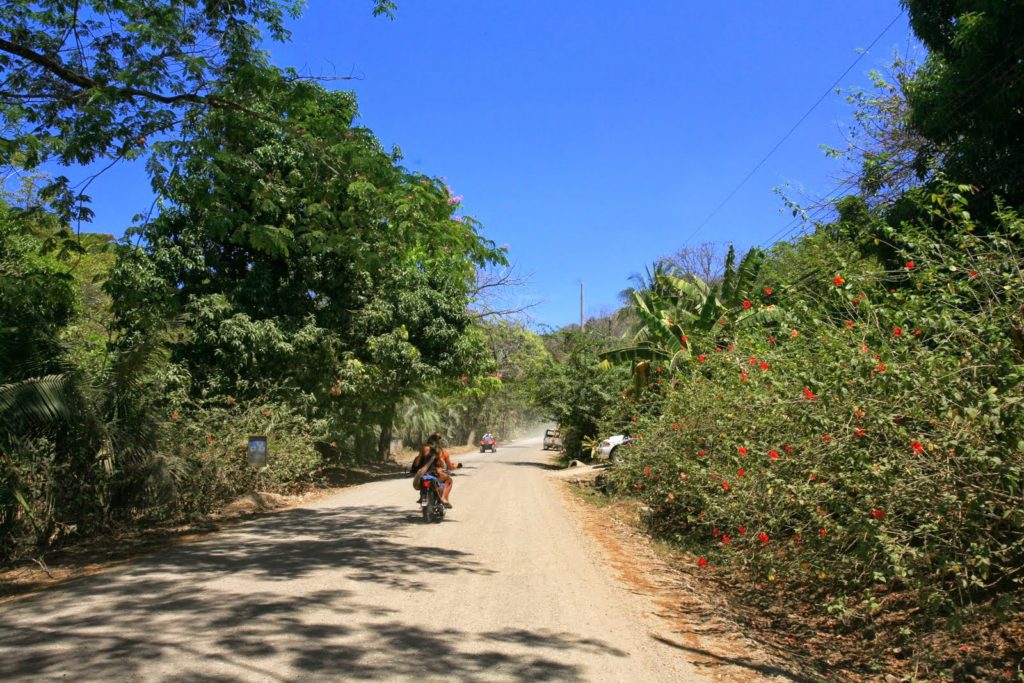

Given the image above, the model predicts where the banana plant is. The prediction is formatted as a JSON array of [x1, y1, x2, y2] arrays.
[[600, 247, 775, 387]]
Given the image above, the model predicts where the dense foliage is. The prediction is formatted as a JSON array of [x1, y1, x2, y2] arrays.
[[610, 189, 1024, 608], [0, 1, 550, 561]]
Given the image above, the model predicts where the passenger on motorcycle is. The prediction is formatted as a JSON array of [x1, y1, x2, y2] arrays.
[[412, 432, 456, 508]]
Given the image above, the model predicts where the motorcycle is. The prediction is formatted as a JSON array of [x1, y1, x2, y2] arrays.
[[418, 473, 447, 523], [479, 435, 497, 453]]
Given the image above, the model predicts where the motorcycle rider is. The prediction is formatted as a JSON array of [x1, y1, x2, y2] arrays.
[[412, 432, 455, 508]]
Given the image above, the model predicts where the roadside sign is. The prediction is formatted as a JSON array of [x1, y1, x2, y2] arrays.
[[248, 436, 268, 466]]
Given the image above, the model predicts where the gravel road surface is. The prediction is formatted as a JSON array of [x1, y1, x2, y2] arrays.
[[0, 437, 711, 681]]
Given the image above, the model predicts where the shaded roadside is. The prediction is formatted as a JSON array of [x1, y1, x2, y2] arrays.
[[0, 461, 409, 603]]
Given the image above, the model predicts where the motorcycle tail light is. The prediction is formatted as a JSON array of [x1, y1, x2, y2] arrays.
[[422, 480, 431, 488]]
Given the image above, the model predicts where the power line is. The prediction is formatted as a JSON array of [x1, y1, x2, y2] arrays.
[[678, 10, 906, 248], [758, 180, 857, 250], [757, 37, 1024, 254]]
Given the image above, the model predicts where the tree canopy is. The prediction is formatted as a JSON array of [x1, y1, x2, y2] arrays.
[[902, 0, 1024, 208], [0, 0, 395, 217]]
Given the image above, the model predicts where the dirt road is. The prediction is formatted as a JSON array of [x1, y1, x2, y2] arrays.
[[0, 437, 717, 681]]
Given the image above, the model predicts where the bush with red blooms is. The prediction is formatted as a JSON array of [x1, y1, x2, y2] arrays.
[[603, 187, 1024, 614]]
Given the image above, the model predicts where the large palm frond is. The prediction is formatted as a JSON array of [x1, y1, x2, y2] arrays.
[[0, 373, 77, 435]]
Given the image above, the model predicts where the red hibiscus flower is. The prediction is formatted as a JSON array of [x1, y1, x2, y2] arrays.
[[722, 534, 731, 543], [680, 335, 688, 344], [722, 481, 731, 491], [764, 287, 773, 296], [207, 436, 215, 444], [740, 372, 748, 382], [968, 270, 978, 279], [833, 276, 845, 286], [905, 261, 915, 270], [871, 508, 885, 520], [913, 328, 922, 336], [783, 444, 794, 453], [672, 423, 679, 430], [803, 387, 817, 400], [893, 326, 903, 337], [769, 450, 779, 459], [738, 525, 746, 535], [698, 556, 708, 567], [822, 434, 831, 442], [737, 468, 745, 477], [737, 446, 748, 455], [758, 532, 769, 543], [768, 336, 776, 344], [698, 354, 707, 362], [713, 527, 720, 537], [876, 363, 886, 372], [743, 300, 752, 309], [760, 361, 769, 370], [749, 356, 758, 365], [698, 450, 706, 457], [727, 344, 734, 351], [845, 320, 855, 328], [819, 528, 827, 537], [855, 426, 865, 438], [912, 441, 924, 453]]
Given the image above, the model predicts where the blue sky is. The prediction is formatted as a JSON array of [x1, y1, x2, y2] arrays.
[[72, 1, 921, 329]]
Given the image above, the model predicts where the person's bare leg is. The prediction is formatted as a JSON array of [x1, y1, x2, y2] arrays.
[[437, 471, 453, 505]]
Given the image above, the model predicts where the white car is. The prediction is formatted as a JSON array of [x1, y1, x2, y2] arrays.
[[596, 434, 632, 462]]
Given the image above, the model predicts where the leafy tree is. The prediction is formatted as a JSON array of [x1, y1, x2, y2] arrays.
[[110, 71, 505, 459], [531, 331, 623, 458], [902, 0, 1024, 209], [0, 198, 76, 378], [0, 0, 395, 217]]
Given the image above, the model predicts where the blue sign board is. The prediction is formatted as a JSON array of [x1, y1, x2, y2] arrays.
[[248, 436, 268, 466]]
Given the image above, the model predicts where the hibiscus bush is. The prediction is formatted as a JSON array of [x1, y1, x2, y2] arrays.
[[607, 188, 1024, 612]]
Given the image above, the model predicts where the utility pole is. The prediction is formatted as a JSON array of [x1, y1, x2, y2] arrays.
[[579, 282, 584, 330]]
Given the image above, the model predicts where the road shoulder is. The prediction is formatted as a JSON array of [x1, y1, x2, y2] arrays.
[[552, 470, 813, 683]]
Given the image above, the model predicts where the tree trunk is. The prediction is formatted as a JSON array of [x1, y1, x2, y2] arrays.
[[376, 403, 396, 461]]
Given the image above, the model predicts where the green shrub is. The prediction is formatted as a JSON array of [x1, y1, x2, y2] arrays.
[[158, 397, 326, 517], [609, 191, 1024, 611]]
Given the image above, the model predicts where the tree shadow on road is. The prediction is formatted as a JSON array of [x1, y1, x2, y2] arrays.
[[651, 635, 817, 682], [0, 503, 624, 681]]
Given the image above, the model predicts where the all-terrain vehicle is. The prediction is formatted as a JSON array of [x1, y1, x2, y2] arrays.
[[479, 433, 497, 453]]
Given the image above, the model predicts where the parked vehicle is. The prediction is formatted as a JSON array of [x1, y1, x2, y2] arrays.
[[479, 433, 497, 453], [542, 429, 562, 450], [596, 434, 632, 462], [418, 473, 447, 523]]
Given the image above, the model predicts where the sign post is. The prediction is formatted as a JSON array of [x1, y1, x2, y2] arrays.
[[248, 436, 268, 490]]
